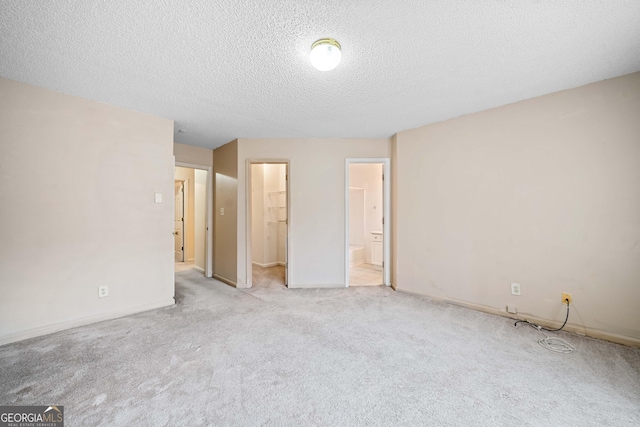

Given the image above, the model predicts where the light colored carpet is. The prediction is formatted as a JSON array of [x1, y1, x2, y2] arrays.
[[1, 269, 639, 426]]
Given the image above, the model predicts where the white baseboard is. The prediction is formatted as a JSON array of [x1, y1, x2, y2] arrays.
[[253, 261, 277, 268], [213, 274, 237, 288], [289, 283, 346, 289], [252, 261, 285, 268], [233, 277, 250, 289], [394, 287, 640, 348], [0, 298, 175, 346], [193, 266, 205, 273]]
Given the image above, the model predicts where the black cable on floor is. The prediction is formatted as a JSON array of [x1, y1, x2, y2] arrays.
[[514, 299, 570, 332]]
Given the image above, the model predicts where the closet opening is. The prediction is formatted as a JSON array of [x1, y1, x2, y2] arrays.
[[247, 162, 289, 289]]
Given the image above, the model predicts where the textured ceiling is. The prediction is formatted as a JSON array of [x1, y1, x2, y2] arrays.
[[1, 1, 639, 149]]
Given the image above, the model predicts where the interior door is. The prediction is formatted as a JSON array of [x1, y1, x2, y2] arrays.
[[174, 181, 184, 262]]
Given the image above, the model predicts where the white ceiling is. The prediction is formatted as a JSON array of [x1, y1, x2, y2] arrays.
[[1, 1, 639, 149]]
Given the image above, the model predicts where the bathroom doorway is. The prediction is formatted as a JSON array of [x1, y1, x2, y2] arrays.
[[248, 162, 289, 289], [345, 159, 390, 287]]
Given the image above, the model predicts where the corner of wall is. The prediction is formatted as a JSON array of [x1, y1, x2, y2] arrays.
[[212, 140, 239, 283]]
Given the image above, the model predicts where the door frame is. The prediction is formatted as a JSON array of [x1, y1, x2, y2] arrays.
[[245, 159, 291, 288], [345, 158, 391, 287], [175, 162, 213, 278]]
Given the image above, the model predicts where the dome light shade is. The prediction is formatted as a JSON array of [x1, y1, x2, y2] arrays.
[[309, 38, 342, 71]]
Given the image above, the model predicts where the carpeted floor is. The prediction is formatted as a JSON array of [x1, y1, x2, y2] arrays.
[[1, 270, 639, 426]]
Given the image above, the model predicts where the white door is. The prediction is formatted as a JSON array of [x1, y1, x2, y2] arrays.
[[174, 181, 184, 262]]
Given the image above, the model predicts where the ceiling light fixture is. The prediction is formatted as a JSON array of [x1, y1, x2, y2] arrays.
[[309, 38, 342, 71]]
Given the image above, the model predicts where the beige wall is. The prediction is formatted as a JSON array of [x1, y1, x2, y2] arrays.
[[237, 138, 391, 288], [175, 166, 195, 261], [174, 142, 213, 167], [213, 140, 238, 284], [0, 77, 175, 345], [394, 72, 640, 344]]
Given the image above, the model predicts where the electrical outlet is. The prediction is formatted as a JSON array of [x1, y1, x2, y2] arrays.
[[561, 292, 572, 304], [511, 283, 521, 296], [98, 286, 109, 298]]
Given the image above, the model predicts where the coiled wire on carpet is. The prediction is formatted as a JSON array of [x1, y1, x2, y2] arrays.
[[514, 300, 575, 354]]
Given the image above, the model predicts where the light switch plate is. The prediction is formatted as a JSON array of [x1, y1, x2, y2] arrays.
[[154, 193, 163, 203]]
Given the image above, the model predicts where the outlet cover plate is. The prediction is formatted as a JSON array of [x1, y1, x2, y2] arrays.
[[98, 286, 109, 298], [511, 283, 521, 296]]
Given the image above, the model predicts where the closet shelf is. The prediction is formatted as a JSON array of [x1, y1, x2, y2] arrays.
[[268, 190, 286, 195], [268, 220, 287, 224]]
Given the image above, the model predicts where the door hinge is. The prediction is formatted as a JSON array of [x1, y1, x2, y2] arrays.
[[382, 217, 384, 225], [382, 173, 384, 180]]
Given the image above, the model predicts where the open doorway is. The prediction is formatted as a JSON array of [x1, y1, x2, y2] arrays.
[[174, 180, 185, 262], [247, 162, 289, 289], [174, 165, 212, 276], [345, 159, 391, 287]]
